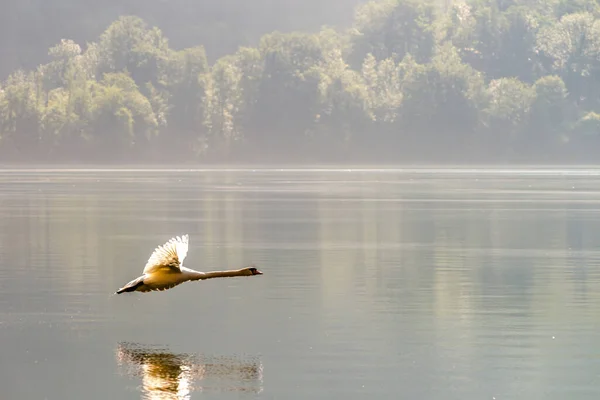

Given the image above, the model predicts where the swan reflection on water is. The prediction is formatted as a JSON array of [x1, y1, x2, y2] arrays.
[[116, 342, 264, 399]]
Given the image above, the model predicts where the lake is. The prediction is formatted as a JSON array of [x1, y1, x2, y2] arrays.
[[1, 167, 600, 399]]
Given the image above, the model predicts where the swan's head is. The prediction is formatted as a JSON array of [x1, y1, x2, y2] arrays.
[[242, 266, 263, 276]]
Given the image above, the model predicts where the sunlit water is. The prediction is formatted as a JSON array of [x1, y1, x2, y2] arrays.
[[2, 168, 600, 399]]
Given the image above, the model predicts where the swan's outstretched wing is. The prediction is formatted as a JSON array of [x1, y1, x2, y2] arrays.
[[143, 235, 189, 274]]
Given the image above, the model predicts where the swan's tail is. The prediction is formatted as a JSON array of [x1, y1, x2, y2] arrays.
[[115, 276, 145, 294]]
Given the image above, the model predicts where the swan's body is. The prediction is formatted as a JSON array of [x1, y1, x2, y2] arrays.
[[116, 234, 262, 294]]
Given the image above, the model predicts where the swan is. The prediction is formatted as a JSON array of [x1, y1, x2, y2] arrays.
[[115, 234, 262, 294]]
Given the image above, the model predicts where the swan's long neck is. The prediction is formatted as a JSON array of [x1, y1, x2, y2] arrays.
[[203, 270, 246, 279], [183, 267, 246, 281]]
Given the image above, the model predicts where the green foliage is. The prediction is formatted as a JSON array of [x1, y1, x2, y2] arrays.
[[0, 71, 45, 157], [573, 112, 600, 136], [96, 16, 170, 87], [482, 77, 534, 137], [401, 44, 483, 134], [2, 0, 600, 164], [529, 75, 570, 135], [350, 0, 437, 67], [536, 12, 600, 109], [554, 0, 600, 18]]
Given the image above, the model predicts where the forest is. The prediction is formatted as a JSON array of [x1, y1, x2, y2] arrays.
[[1, 0, 600, 164]]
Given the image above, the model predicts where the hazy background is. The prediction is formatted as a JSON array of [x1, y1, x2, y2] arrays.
[[0, 0, 599, 165], [0, 0, 366, 76]]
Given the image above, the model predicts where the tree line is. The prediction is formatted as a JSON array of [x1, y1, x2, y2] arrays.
[[1, 0, 600, 164], [0, 0, 362, 79]]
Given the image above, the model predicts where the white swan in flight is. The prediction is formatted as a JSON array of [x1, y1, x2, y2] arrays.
[[115, 234, 262, 294]]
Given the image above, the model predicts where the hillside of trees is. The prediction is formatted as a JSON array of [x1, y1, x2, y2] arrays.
[[1, 0, 600, 165]]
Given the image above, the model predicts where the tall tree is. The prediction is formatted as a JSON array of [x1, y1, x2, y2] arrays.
[[350, 0, 438, 67], [536, 12, 600, 110]]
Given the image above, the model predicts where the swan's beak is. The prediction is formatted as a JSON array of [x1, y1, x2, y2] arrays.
[[254, 269, 263, 275]]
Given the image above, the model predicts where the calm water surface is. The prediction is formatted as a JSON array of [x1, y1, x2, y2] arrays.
[[2, 168, 600, 399]]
